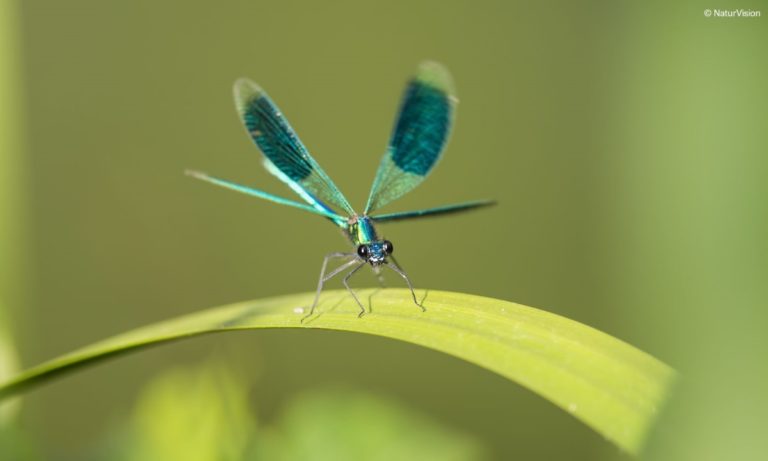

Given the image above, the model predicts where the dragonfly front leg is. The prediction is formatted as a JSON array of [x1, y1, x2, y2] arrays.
[[303, 252, 357, 322], [341, 262, 368, 317]]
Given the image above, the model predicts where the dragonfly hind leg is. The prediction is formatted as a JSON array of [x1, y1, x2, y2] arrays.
[[303, 252, 357, 322]]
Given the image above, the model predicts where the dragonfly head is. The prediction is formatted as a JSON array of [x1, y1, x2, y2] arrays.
[[357, 240, 393, 266]]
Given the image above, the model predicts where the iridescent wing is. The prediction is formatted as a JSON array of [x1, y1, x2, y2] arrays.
[[364, 62, 456, 214], [371, 199, 495, 223], [234, 78, 356, 217]]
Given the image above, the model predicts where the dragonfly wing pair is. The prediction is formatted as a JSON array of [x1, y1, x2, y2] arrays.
[[188, 61, 494, 225]]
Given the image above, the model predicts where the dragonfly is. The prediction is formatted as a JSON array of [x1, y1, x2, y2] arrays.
[[187, 61, 495, 319]]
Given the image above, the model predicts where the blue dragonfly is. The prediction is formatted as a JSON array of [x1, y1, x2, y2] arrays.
[[188, 62, 494, 319]]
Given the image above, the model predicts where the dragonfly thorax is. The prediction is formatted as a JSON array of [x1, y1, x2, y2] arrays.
[[346, 215, 378, 244]]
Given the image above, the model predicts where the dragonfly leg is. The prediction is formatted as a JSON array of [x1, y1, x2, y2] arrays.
[[385, 257, 425, 312], [341, 262, 368, 317], [303, 252, 356, 322]]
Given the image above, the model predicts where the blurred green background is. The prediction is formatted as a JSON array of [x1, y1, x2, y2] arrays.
[[2, 0, 766, 459]]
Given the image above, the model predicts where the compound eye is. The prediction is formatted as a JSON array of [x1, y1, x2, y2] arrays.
[[383, 240, 394, 255], [357, 245, 369, 260]]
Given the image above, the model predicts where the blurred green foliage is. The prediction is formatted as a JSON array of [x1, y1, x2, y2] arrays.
[[115, 361, 254, 461], [0, 305, 20, 425], [106, 360, 484, 461], [1, 0, 28, 457], [251, 388, 485, 461], [1, 0, 22, 433]]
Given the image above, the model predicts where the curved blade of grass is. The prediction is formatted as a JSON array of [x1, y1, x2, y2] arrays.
[[0, 289, 674, 455]]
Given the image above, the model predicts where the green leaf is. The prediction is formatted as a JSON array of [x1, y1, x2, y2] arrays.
[[0, 289, 675, 455]]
